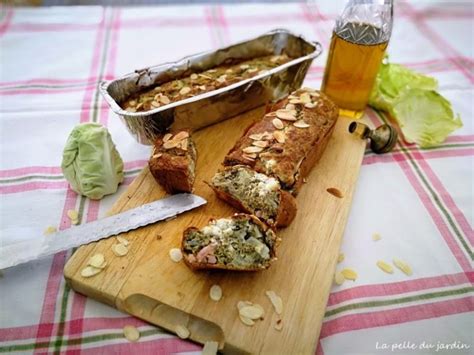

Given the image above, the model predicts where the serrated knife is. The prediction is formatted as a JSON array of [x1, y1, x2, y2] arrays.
[[0, 193, 206, 269]]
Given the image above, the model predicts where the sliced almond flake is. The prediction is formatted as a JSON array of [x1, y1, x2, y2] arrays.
[[199, 74, 213, 80], [337, 252, 345, 263], [159, 95, 170, 105], [179, 87, 191, 95], [304, 102, 317, 109], [190, 73, 198, 80], [265, 290, 283, 315], [237, 301, 254, 312], [67, 209, 78, 221], [240, 64, 250, 69], [44, 226, 57, 235], [239, 305, 264, 320], [285, 103, 295, 110], [274, 319, 283, 331], [247, 67, 258, 73], [273, 131, 285, 144], [270, 56, 280, 63], [327, 187, 344, 198], [180, 139, 188, 151], [376, 260, 394, 274], [175, 325, 190, 339], [112, 243, 129, 257], [249, 133, 264, 140], [242, 153, 257, 161], [216, 75, 227, 83], [169, 248, 183, 262], [289, 99, 302, 104], [372, 233, 382, 241], [199, 85, 206, 90], [163, 133, 173, 142], [393, 258, 413, 276], [125, 107, 137, 113], [151, 101, 160, 108], [209, 284, 222, 301], [173, 131, 189, 142], [288, 95, 299, 100], [309, 91, 321, 97], [88, 253, 105, 268], [163, 140, 180, 150], [202, 341, 219, 355], [117, 236, 129, 246], [299, 92, 311, 103], [226, 68, 233, 73], [243, 146, 264, 154], [81, 266, 102, 278], [293, 120, 310, 128], [123, 325, 140, 342], [252, 140, 268, 148], [272, 118, 284, 130], [334, 271, 345, 285], [258, 70, 269, 75], [341, 268, 358, 281], [239, 314, 255, 326], [129, 100, 137, 107], [152, 153, 163, 159], [276, 110, 297, 121], [136, 102, 144, 110], [207, 69, 217, 73]]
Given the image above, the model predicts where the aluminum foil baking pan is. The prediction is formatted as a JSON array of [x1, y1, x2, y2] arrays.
[[100, 29, 322, 145]]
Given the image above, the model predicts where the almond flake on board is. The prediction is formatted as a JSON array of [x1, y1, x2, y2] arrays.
[[376, 260, 394, 274], [265, 290, 283, 315], [334, 271, 345, 285], [163, 133, 173, 142], [169, 248, 183, 262], [293, 120, 310, 128], [175, 325, 190, 339], [237, 301, 253, 310], [209, 285, 223, 301], [117, 236, 129, 246], [81, 266, 102, 278], [88, 253, 105, 268], [239, 315, 255, 326], [326, 187, 344, 198], [123, 325, 140, 342], [112, 243, 129, 257], [393, 258, 413, 276], [341, 268, 357, 281], [272, 118, 284, 130], [239, 305, 264, 320], [202, 341, 219, 355]]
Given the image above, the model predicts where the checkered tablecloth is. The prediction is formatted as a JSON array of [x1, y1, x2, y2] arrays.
[[0, 1, 472, 354]]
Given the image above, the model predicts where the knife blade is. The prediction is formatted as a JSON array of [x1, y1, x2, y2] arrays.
[[0, 193, 206, 269]]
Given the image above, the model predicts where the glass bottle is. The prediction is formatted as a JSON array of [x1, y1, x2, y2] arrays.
[[321, 0, 394, 118]]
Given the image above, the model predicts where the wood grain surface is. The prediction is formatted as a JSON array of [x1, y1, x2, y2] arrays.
[[64, 106, 366, 354]]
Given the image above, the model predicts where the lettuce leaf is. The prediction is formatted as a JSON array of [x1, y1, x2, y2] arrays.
[[369, 60, 462, 147]]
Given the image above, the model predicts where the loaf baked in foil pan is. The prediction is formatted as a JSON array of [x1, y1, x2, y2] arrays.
[[100, 29, 322, 145]]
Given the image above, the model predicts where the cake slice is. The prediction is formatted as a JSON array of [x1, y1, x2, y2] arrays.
[[148, 130, 197, 194], [182, 214, 279, 271], [210, 165, 297, 228], [224, 88, 338, 195]]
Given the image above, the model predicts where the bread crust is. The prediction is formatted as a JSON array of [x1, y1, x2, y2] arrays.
[[224, 89, 338, 195], [148, 130, 196, 194], [181, 214, 279, 271]]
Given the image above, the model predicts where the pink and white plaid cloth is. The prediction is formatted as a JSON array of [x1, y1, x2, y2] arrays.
[[0, 1, 472, 354]]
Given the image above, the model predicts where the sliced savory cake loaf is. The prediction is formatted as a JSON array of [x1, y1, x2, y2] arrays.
[[224, 88, 338, 195], [210, 165, 297, 228], [182, 214, 279, 271], [148, 130, 197, 194]]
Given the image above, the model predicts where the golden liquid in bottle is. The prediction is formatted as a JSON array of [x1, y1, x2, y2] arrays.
[[321, 22, 388, 119]]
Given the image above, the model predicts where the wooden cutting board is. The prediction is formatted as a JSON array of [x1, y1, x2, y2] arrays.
[[64, 106, 366, 354]]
